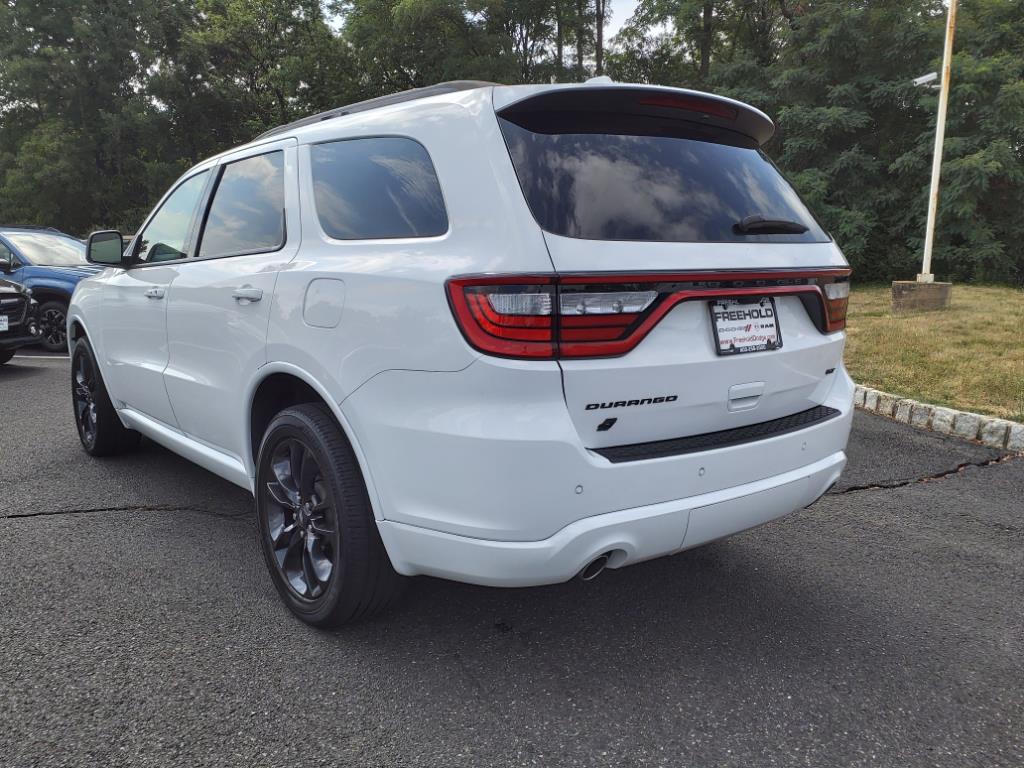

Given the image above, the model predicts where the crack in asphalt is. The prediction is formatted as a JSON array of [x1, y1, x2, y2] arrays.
[[834, 453, 1020, 495], [3, 455, 1018, 520], [1, 504, 251, 522]]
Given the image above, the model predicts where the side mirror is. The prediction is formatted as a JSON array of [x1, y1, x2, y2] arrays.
[[86, 230, 126, 266], [0, 252, 12, 274]]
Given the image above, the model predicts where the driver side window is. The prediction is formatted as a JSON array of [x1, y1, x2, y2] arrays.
[[136, 171, 209, 263]]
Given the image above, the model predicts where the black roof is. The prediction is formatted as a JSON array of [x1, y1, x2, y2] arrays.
[[254, 81, 497, 141]]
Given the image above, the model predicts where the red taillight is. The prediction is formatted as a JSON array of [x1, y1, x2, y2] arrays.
[[447, 276, 556, 358], [821, 281, 850, 331], [447, 271, 851, 360]]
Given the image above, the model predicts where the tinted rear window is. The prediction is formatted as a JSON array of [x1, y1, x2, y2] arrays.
[[311, 138, 447, 239], [498, 113, 827, 243]]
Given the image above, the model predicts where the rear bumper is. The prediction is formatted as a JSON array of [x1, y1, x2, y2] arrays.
[[342, 357, 855, 585], [379, 450, 845, 587]]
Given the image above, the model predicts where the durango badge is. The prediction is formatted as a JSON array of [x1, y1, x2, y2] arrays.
[[586, 396, 678, 410]]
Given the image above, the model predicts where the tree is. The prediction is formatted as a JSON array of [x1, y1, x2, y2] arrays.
[[0, 0, 1020, 284]]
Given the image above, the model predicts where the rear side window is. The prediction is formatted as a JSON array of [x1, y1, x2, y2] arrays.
[[498, 113, 828, 243], [310, 138, 447, 239], [199, 151, 285, 258]]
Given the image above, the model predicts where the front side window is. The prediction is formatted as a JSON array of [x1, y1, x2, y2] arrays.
[[137, 171, 209, 263], [198, 151, 286, 259], [4, 233, 87, 266], [311, 137, 447, 239]]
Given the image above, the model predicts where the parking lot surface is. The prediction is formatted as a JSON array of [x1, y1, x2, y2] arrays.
[[1, 355, 1021, 767]]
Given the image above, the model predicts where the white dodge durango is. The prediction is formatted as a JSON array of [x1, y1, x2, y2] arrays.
[[69, 80, 853, 626]]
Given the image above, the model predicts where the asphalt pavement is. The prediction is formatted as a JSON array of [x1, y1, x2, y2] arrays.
[[1, 355, 1021, 768]]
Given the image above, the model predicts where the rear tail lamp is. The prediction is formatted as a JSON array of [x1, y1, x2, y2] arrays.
[[447, 271, 851, 360], [822, 280, 850, 331]]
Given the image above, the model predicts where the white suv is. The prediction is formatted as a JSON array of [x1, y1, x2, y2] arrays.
[[69, 81, 853, 626]]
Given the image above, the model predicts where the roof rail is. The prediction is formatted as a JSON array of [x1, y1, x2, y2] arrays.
[[254, 80, 498, 141], [0, 224, 66, 234]]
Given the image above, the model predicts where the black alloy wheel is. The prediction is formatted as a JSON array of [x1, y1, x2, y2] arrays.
[[256, 404, 404, 626], [70, 337, 141, 456], [72, 347, 99, 449], [38, 300, 68, 353], [263, 438, 339, 600]]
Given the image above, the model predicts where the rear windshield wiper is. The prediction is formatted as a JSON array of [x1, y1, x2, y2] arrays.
[[733, 214, 809, 235]]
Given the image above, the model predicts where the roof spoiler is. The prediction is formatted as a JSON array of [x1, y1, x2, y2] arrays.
[[494, 85, 775, 146]]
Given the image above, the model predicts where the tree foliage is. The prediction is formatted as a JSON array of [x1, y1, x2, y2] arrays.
[[0, 0, 1021, 282]]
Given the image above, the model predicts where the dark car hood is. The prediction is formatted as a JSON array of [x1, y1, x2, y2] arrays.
[[0, 278, 31, 296]]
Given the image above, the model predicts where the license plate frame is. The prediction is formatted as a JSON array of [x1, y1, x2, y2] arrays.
[[0, 314, 8, 333], [709, 296, 782, 356]]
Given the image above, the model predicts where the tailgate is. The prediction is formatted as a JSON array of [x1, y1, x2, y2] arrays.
[[547, 236, 849, 448], [494, 85, 851, 449]]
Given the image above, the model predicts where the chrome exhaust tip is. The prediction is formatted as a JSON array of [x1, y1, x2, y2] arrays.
[[579, 553, 610, 582]]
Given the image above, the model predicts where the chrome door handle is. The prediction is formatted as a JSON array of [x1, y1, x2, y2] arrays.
[[232, 286, 263, 303], [144, 287, 165, 299]]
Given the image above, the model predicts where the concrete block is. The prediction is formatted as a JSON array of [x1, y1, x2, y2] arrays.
[[864, 389, 880, 411], [910, 403, 932, 428], [1007, 424, 1024, 452], [876, 393, 899, 418], [894, 400, 913, 423], [930, 407, 956, 434], [952, 412, 983, 440], [891, 281, 952, 313], [853, 387, 866, 408], [979, 419, 1011, 449]]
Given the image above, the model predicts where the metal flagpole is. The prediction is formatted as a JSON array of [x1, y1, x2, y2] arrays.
[[918, 0, 958, 283]]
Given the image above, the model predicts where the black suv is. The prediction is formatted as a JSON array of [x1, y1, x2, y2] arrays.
[[0, 278, 40, 365]]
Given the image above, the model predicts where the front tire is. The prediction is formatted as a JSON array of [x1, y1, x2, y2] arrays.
[[38, 300, 69, 353], [256, 404, 404, 627], [71, 337, 141, 455], [0, 349, 14, 366]]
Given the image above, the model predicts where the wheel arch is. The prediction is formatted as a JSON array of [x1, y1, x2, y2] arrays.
[[67, 311, 96, 351], [68, 316, 88, 343], [246, 363, 384, 521], [28, 286, 71, 305]]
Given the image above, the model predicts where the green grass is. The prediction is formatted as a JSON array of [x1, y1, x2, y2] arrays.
[[843, 284, 1024, 421]]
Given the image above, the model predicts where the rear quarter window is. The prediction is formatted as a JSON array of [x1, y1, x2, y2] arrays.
[[310, 137, 448, 240]]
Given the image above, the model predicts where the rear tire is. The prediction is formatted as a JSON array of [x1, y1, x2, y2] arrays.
[[256, 403, 404, 627], [71, 337, 141, 456]]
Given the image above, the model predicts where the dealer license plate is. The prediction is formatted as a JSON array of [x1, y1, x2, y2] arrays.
[[0, 315, 8, 332], [709, 297, 782, 356]]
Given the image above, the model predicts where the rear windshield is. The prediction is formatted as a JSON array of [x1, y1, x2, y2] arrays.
[[498, 112, 828, 243]]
